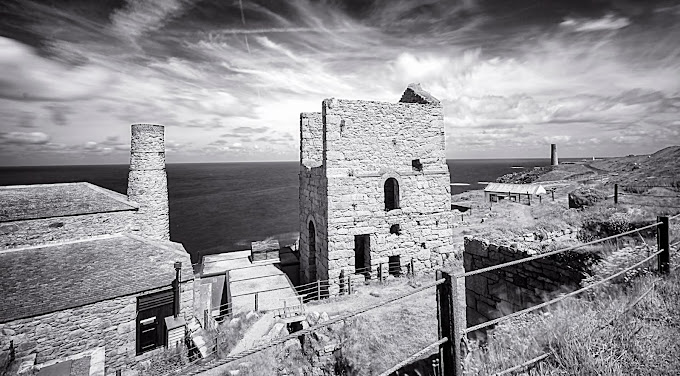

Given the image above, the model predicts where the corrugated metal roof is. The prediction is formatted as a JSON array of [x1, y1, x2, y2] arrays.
[[484, 183, 547, 195]]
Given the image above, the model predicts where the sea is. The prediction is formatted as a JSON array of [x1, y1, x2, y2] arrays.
[[0, 159, 553, 261]]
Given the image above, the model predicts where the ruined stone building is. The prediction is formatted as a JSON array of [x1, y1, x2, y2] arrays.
[[0, 125, 193, 375], [299, 84, 455, 292]]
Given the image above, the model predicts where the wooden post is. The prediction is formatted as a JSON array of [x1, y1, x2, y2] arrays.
[[9, 340, 15, 362], [255, 292, 259, 312], [614, 184, 619, 205], [317, 279, 321, 300], [657, 216, 670, 274], [410, 258, 415, 277], [340, 269, 346, 295], [539, 195, 542, 204], [527, 193, 531, 206], [436, 270, 460, 376], [347, 274, 353, 295], [551, 190, 555, 201], [225, 270, 233, 318], [378, 263, 383, 283], [204, 309, 209, 330]]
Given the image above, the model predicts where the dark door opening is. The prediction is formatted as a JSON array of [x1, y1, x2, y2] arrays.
[[308, 221, 317, 283], [388, 255, 401, 276], [354, 234, 371, 278]]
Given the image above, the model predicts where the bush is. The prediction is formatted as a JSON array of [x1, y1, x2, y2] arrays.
[[568, 186, 608, 209]]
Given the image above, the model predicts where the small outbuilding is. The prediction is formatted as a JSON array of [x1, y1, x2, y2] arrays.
[[484, 183, 547, 203]]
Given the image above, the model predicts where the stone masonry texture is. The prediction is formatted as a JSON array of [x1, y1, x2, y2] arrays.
[[0, 282, 193, 375], [127, 124, 170, 241], [463, 237, 587, 332], [299, 86, 454, 293]]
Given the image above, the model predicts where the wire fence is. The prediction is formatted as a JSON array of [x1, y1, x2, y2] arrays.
[[158, 214, 677, 376], [460, 214, 677, 375], [161, 277, 448, 376]]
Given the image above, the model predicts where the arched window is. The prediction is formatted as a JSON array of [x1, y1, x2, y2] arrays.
[[384, 178, 400, 211], [308, 221, 317, 281]]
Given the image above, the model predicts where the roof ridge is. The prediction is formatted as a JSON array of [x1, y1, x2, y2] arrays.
[[83, 182, 139, 209]]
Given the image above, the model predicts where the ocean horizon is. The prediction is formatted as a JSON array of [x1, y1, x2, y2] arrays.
[[0, 158, 582, 261]]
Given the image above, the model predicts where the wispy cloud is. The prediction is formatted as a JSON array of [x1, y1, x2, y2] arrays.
[[560, 14, 630, 32], [0, 0, 678, 164]]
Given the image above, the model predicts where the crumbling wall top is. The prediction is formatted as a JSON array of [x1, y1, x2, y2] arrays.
[[399, 83, 440, 105]]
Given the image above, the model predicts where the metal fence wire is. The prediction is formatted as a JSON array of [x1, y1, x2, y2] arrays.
[[160, 214, 676, 376]]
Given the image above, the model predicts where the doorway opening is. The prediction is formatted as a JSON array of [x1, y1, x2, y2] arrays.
[[354, 234, 371, 278], [308, 221, 317, 282], [388, 255, 401, 276]]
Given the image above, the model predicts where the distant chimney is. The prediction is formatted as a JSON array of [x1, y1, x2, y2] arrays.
[[127, 124, 170, 240], [551, 144, 559, 166]]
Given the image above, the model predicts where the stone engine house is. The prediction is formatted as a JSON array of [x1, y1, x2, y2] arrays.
[[299, 84, 455, 291]]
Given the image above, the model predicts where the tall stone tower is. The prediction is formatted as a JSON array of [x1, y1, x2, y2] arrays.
[[550, 144, 559, 166], [127, 124, 170, 240], [299, 84, 454, 292]]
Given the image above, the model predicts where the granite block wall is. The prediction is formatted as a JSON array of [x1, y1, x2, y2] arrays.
[[127, 124, 169, 241], [299, 112, 329, 285], [299, 91, 455, 295], [322, 98, 454, 289], [0, 211, 135, 249], [464, 238, 587, 331], [0, 281, 193, 375]]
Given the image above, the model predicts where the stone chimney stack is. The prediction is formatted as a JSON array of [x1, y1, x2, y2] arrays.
[[550, 144, 559, 166], [127, 124, 170, 240]]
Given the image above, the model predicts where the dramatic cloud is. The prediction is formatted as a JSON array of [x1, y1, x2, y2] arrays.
[[0, 131, 50, 145], [0, 0, 678, 164], [0, 37, 112, 101]]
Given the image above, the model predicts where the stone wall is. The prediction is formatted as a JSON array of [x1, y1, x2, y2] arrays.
[[321, 98, 454, 292], [0, 211, 135, 249], [0, 281, 193, 375], [300, 112, 324, 168], [299, 166, 328, 285], [127, 124, 169, 241], [464, 238, 588, 332]]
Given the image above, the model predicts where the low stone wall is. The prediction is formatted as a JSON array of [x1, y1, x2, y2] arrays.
[[0, 211, 134, 249], [464, 237, 591, 333], [0, 281, 193, 375]]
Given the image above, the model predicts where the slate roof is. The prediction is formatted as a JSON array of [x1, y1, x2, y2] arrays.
[[484, 183, 547, 195], [0, 182, 137, 222], [0, 234, 193, 323]]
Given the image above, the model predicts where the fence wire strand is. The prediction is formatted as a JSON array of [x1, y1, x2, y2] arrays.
[[172, 279, 445, 375], [490, 275, 660, 376], [377, 337, 449, 376], [456, 221, 662, 279], [464, 248, 663, 334]]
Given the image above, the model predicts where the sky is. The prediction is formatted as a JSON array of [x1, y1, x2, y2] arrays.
[[0, 0, 679, 165]]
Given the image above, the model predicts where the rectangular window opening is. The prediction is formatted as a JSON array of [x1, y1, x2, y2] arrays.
[[412, 159, 423, 171]]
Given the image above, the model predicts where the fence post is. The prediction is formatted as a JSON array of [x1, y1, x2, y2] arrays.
[[255, 292, 259, 312], [204, 309, 209, 330], [436, 270, 460, 376], [378, 263, 383, 283], [614, 184, 619, 205], [347, 273, 353, 295], [317, 279, 321, 300], [9, 340, 15, 362], [410, 258, 415, 277], [340, 269, 346, 295], [551, 190, 555, 201], [657, 216, 670, 274], [225, 270, 233, 318]]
